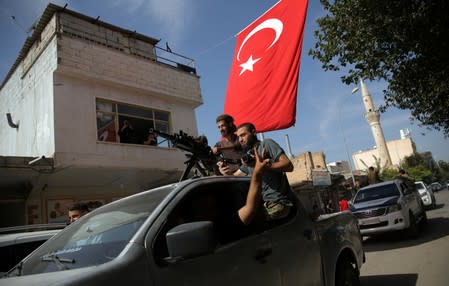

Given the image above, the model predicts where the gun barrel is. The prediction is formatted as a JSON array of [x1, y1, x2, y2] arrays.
[[151, 129, 222, 179]]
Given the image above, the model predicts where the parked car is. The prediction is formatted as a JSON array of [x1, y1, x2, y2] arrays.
[[415, 181, 436, 209], [0, 225, 63, 276], [1, 176, 364, 286], [350, 178, 427, 237], [429, 182, 443, 192]]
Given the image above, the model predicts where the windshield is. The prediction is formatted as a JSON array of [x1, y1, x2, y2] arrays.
[[415, 183, 427, 195], [11, 185, 174, 276], [354, 184, 400, 203]]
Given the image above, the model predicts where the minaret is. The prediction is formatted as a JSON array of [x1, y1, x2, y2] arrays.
[[359, 78, 392, 168]]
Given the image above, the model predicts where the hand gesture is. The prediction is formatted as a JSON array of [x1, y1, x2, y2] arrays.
[[253, 147, 271, 176]]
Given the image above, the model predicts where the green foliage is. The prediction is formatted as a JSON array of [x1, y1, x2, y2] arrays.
[[403, 153, 426, 168], [400, 153, 443, 184], [380, 167, 398, 182], [437, 160, 449, 181], [310, 0, 449, 136], [405, 165, 433, 183]]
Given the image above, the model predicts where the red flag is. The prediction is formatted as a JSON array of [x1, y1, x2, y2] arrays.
[[224, 0, 308, 132]]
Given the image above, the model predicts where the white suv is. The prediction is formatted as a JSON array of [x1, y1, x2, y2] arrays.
[[415, 181, 436, 209], [351, 178, 427, 237]]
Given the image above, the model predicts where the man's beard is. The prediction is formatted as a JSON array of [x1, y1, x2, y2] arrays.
[[242, 135, 257, 152]]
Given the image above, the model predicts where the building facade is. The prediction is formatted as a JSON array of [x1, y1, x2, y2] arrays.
[[327, 161, 351, 175], [287, 151, 327, 185], [352, 137, 416, 171], [0, 4, 202, 227]]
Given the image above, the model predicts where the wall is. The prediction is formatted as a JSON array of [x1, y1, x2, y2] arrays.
[[0, 24, 58, 157], [56, 34, 201, 106], [352, 137, 416, 170], [52, 73, 197, 170], [287, 151, 327, 185], [52, 32, 201, 170]]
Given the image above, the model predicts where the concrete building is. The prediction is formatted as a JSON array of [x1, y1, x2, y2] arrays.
[[287, 151, 327, 185], [0, 4, 202, 227], [327, 161, 351, 175], [352, 137, 416, 171]]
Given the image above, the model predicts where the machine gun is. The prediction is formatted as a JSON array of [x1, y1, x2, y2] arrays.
[[153, 129, 224, 181]]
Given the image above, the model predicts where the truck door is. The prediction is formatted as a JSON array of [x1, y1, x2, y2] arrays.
[[399, 181, 421, 216], [149, 179, 281, 286], [268, 202, 322, 285]]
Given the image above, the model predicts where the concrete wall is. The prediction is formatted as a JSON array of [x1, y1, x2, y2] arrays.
[[352, 138, 416, 170], [287, 151, 327, 185], [52, 32, 201, 170], [52, 72, 197, 170], [0, 34, 58, 157], [57, 34, 201, 106]]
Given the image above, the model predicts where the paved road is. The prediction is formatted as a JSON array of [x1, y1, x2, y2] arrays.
[[360, 188, 449, 286]]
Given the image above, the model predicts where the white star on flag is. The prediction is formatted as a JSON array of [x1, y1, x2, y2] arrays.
[[239, 55, 261, 75]]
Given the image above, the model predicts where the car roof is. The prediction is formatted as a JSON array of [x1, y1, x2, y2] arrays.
[[0, 229, 61, 248], [359, 179, 399, 190]]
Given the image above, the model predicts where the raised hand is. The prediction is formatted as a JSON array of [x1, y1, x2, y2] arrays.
[[253, 147, 271, 176]]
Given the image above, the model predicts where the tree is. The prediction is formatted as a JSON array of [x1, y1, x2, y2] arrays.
[[380, 167, 399, 182], [405, 165, 432, 183], [437, 160, 449, 182], [310, 0, 449, 136], [402, 153, 435, 184]]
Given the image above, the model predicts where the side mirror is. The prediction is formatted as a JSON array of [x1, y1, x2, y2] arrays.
[[165, 221, 217, 263]]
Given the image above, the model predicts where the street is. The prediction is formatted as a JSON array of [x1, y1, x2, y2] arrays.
[[360, 189, 449, 286]]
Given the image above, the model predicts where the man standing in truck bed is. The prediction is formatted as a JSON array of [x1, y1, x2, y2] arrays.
[[211, 114, 244, 174], [218, 122, 294, 221]]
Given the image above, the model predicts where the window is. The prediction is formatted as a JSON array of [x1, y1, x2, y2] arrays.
[[18, 186, 172, 275], [96, 99, 171, 147], [152, 180, 296, 265]]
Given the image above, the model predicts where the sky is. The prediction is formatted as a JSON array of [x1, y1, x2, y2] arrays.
[[1, 0, 448, 167]]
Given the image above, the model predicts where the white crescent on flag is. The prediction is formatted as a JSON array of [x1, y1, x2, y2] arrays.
[[236, 18, 283, 75]]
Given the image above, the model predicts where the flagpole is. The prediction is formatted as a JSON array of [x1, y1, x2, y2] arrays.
[[284, 134, 293, 159], [236, 1, 282, 36]]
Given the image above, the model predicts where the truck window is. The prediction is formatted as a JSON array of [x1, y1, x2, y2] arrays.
[[152, 180, 296, 265], [354, 184, 400, 203]]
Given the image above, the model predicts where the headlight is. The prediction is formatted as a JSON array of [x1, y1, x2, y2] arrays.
[[386, 204, 402, 213], [421, 194, 429, 200]]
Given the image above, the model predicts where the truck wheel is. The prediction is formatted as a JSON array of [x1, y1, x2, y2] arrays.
[[408, 212, 419, 238], [335, 259, 360, 286], [420, 210, 428, 226]]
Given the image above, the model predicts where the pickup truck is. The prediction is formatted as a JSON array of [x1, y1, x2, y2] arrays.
[[1, 176, 364, 286], [350, 178, 427, 237]]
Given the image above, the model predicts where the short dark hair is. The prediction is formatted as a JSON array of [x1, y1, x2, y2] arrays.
[[69, 202, 89, 212], [216, 114, 234, 124], [237, 122, 256, 133], [216, 114, 237, 133], [399, 169, 406, 174]]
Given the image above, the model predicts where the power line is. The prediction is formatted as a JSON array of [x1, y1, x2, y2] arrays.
[[193, 33, 236, 60]]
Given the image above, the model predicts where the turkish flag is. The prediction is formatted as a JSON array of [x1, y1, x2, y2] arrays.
[[224, 0, 308, 132]]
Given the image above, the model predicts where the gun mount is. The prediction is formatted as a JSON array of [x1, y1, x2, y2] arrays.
[[153, 130, 222, 181]]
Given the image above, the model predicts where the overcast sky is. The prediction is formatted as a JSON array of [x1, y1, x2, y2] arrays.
[[1, 0, 448, 166]]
